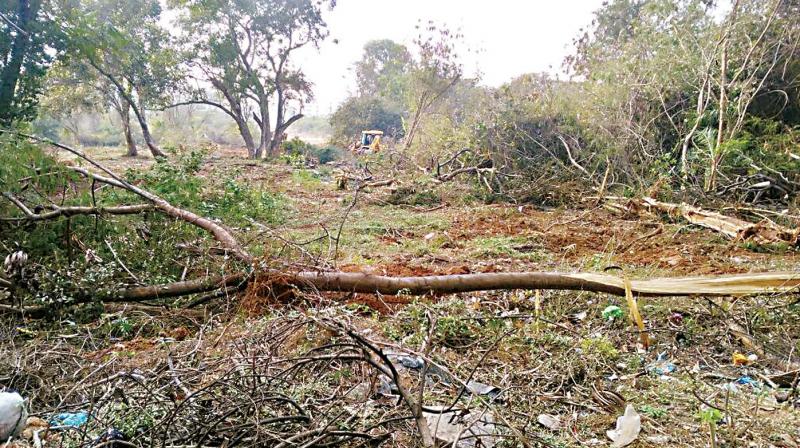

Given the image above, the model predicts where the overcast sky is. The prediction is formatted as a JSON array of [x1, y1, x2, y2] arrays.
[[294, 0, 607, 115]]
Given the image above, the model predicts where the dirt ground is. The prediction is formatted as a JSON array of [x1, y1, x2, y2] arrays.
[[10, 146, 798, 447]]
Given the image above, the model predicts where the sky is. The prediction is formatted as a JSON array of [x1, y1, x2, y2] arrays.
[[295, 0, 607, 115]]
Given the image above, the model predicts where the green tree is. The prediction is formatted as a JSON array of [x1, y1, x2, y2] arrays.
[[173, 0, 334, 159], [0, 0, 58, 125], [355, 39, 412, 100], [329, 96, 405, 145], [330, 39, 411, 144], [568, 0, 799, 189], [62, 0, 177, 158]]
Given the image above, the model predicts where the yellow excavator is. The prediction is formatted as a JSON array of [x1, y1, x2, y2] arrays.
[[352, 130, 383, 154]]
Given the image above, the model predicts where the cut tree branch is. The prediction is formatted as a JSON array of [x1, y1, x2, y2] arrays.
[[0, 131, 253, 264], [1, 195, 152, 222]]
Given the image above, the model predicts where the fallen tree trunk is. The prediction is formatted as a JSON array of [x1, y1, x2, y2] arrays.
[[289, 270, 800, 297], [641, 197, 799, 246]]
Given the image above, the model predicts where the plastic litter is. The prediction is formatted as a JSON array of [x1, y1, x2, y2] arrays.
[[607, 405, 641, 447], [424, 406, 497, 448], [466, 381, 503, 401], [93, 428, 128, 448], [732, 352, 757, 366], [647, 352, 676, 376], [602, 305, 623, 320], [734, 376, 760, 387], [537, 414, 561, 431], [668, 312, 684, 326], [376, 375, 398, 396], [0, 391, 27, 441], [396, 355, 424, 370], [723, 376, 762, 393], [49, 411, 88, 428]]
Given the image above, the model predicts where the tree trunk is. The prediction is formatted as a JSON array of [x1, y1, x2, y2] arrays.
[[290, 270, 800, 298], [255, 92, 271, 159], [708, 0, 740, 192], [119, 104, 138, 157], [135, 94, 165, 158], [88, 59, 166, 158], [211, 78, 257, 158], [0, 0, 40, 124], [234, 115, 257, 158]]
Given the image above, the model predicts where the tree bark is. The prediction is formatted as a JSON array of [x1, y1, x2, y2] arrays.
[[255, 91, 271, 159], [0, 0, 40, 123], [119, 103, 138, 157], [708, 0, 740, 191], [136, 93, 165, 158]]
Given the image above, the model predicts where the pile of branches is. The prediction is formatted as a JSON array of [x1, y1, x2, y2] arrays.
[[0, 313, 506, 447]]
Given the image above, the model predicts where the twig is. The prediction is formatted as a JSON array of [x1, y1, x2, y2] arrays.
[[104, 239, 140, 283]]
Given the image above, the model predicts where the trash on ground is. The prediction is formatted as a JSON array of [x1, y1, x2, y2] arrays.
[[49, 411, 89, 428], [607, 405, 641, 448], [20, 416, 48, 441], [668, 312, 684, 326], [0, 391, 27, 441], [648, 352, 676, 376], [376, 375, 398, 396], [537, 414, 562, 431], [734, 376, 760, 387], [732, 352, 757, 366], [93, 428, 128, 447], [466, 381, 503, 401], [602, 305, 623, 320], [571, 311, 588, 322], [424, 406, 497, 448], [396, 355, 424, 370], [723, 376, 762, 393]]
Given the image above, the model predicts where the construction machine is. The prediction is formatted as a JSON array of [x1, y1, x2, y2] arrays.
[[352, 130, 383, 154]]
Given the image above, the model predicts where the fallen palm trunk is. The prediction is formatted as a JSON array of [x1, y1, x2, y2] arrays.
[[641, 197, 799, 246], [289, 270, 800, 297]]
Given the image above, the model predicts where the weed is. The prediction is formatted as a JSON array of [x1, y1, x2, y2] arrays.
[[640, 404, 667, 419], [291, 169, 322, 189], [580, 336, 620, 360]]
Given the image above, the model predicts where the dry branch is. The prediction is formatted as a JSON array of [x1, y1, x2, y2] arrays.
[[641, 197, 800, 246]]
